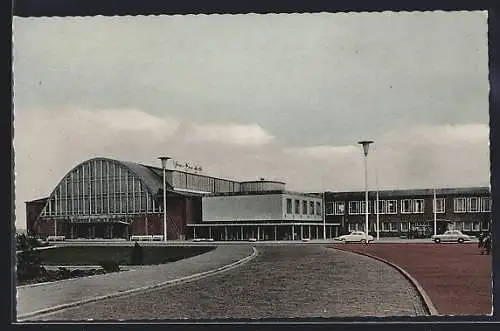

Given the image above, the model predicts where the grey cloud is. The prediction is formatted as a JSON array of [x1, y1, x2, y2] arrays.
[[13, 12, 489, 227]]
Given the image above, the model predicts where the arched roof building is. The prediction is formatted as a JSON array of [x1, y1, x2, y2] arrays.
[[26, 157, 286, 240]]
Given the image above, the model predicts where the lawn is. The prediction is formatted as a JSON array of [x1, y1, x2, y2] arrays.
[[37, 245, 215, 266], [333, 243, 492, 315]]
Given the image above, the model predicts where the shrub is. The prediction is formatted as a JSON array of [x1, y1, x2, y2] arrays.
[[16, 233, 45, 282], [98, 260, 120, 273], [57, 267, 71, 279], [70, 269, 86, 278], [130, 242, 144, 265]]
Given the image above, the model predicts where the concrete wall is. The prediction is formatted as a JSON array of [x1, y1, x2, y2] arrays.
[[202, 194, 284, 222]]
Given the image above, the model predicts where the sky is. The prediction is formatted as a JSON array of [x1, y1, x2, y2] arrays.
[[13, 11, 489, 228]]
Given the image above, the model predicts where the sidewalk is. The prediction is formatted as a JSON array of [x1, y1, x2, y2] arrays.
[[17, 245, 255, 320], [334, 243, 491, 315]]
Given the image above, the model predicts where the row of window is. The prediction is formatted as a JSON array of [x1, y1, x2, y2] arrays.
[[286, 198, 322, 216], [348, 220, 488, 232], [42, 194, 158, 216], [171, 171, 240, 193], [70, 159, 127, 180], [41, 161, 161, 216], [327, 197, 491, 216]]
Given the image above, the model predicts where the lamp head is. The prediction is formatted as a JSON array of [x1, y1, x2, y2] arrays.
[[158, 156, 171, 169], [357, 140, 374, 157]]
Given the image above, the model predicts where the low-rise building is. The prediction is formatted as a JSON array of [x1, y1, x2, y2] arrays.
[[192, 189, 333, 240], [325, 187, 491, 237]]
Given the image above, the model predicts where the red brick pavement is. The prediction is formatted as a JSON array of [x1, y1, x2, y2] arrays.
[[333, 243, 492, 316]]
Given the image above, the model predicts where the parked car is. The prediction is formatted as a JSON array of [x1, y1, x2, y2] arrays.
[[248, 238, 257, 242], [431, 230, 473, 243], [335, 231, 374, 243], [301, 238, 311, 242]]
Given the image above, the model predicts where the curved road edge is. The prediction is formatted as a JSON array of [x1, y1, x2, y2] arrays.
[[329, 247, 439, 316], [17, 246, 259, 321]]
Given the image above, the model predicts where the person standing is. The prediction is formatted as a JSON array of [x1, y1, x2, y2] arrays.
[[484, 233, 491, 255], [481, 233, 491, 255], [478, 232, 485, 251]]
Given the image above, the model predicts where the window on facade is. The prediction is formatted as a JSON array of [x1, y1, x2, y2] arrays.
[[468, 197, 480, 213], [463, 222, 472, 231], [102, 198, 108, 213], [310, 201, 315, 215], [361, 201, 371, 214], [382, 222, 390, 231], [481, 197, 491, 212], [334, 202, 345, 215], [96, 198, 102, 213], [472, 221, 480, 231], [115, 196, 122, 213], [316, 202, 321, 215], [386, 200, 397, 214], [325, 202, 334, 215], [454, 198, 467, 213], [413, 199, 424, 213], [286, 199, 293, 214], [128, 196, 135, 213], [109, 198, 115, 213], [295, 200, 300, 214], [390, 222, 399, 232], [348, 201, 361, 215], [377, 200, 386, 214], [401, 199, 412, 213], [348, 223, 356, 232], [302, 201, 308, 215], [400, 222, 409, 232], [60, 182, 66, 196], [433, 198, 445, 213]]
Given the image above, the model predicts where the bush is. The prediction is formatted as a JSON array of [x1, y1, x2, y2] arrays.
[[56, 267, 71, 279], [98, 260, 120, 273], [130, 242, 144, 265], [16, 233, 45, 282]]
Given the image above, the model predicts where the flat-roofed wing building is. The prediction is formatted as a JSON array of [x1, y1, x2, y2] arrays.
[[325, 187, 491, 237]]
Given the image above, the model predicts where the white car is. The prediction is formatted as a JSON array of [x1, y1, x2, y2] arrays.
[[431, 230, 472, 243], [248, 238, 257, 242], [335, 231, 374, 243]]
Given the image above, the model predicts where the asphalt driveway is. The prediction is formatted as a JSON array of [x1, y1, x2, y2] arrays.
[[28, 245, 428, 320]]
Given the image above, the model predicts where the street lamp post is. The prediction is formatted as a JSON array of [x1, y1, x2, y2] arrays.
[[358, 140, 374, 240], [323, 192, 326, 240], [375, 161, 380, 241], [158, 156, 171, 242], [433, 188, 437, 236]]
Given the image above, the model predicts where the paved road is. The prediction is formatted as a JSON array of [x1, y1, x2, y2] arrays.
[[30, 245, 428, 320], [17, 245, 254, 320]]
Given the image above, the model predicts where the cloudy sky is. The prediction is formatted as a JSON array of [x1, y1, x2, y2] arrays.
[[13, 11, 489, 228]]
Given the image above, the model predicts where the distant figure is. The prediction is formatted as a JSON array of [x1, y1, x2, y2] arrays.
[[478, 232, 485, 250], [481, 234, 491, 255]]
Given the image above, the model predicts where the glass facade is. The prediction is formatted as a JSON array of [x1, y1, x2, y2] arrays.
[[171, 171, 240, 193], [40, 159, 158, 217]]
